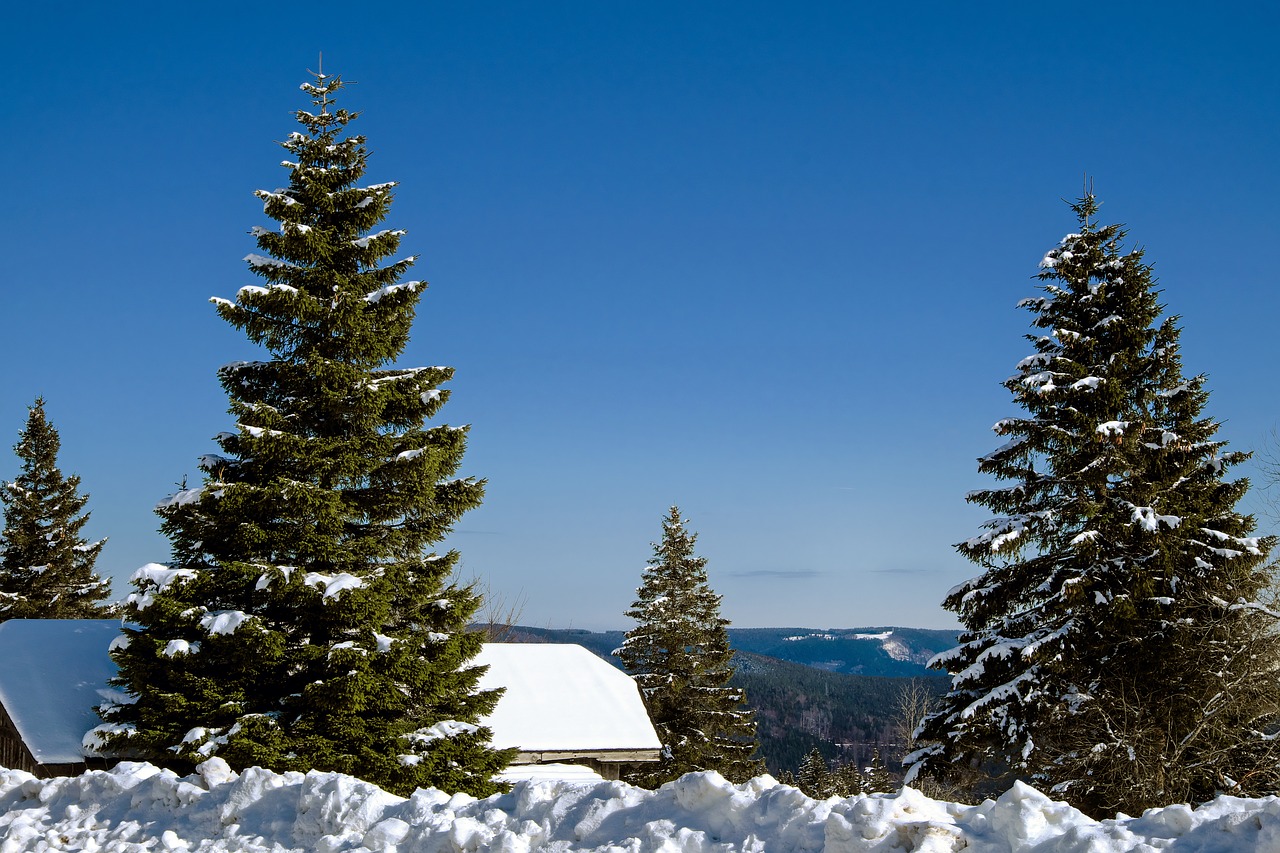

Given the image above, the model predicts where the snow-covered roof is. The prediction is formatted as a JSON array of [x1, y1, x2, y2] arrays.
[[0, 622, 658, 766], [475, 643, 661, 754], [0, 619, 120, 764]]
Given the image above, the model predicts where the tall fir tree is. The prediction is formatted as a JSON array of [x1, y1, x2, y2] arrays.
[[617, 506, 764, 786], [0, 398, 110, 621], [92, 73, 513, 797], [907, 194, 1280, 817]]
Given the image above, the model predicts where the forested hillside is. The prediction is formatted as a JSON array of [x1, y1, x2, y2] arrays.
[[732, 652, 946, 775]]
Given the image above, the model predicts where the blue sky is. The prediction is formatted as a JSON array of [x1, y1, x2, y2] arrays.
[[3, 3, 1278, 630]]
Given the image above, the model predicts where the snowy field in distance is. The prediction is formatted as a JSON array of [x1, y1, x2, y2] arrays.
[[1, 759, 1278, 852]]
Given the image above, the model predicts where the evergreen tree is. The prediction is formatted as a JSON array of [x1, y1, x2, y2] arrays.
[[863, 748, 896, 793], [832, 760, 864, 797], [618, 506, 764, 785], [907, 194, 1280, 816], [797, 747, 835, 798], [0, 398, 109, 620], [92, 73, 513, 797]]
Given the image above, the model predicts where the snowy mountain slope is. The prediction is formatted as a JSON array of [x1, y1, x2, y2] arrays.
[[1, 759, 1276, 852], [497, 626, 959, 678], [729, 627, 958, 676]]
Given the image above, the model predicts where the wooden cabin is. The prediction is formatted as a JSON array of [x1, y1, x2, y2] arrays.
[[475, 642, 662, 779], [0, 620, 659, 781]]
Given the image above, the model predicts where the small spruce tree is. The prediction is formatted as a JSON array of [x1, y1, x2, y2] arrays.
[[797, 747, 835, 798], [0, 398, 109, 620], [833, 760, 864, 797], [907, 194, 1280, 817], [863, 748, 896, 793], [92, 73, 513, 797], [618, 506, 764, 785]]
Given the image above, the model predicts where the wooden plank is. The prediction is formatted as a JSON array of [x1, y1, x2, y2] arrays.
[[0, 697, 39, 774], [510, 749, 660, 765]]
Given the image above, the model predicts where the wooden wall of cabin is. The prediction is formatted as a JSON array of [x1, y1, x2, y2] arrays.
[[0, 700, 38, 774]]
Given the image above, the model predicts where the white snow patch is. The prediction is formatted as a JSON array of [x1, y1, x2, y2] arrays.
[[243, 254, 298, 271], [1130, 505, 1182, 531], [350, 228, 406, 249], [161, 639, 200, 657], [402, 720, 479, 746], [363, 281, 423, 303], [155, 487, 212, 510], [1158, 382, 1193, 397], [303, 572, 365, 598], [241, 424, 285, 438], [1096, 420, 1129, 438], [131, 563, 197, 590], [199, 610, 252, 636], [1071, 530, 1100, 546]]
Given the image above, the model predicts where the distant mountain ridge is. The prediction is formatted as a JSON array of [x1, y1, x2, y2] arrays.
[[495, 626, 959, 679], [728, 627, 959, 677]]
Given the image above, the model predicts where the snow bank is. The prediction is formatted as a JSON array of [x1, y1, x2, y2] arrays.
[[1, 761, 1278, 852]]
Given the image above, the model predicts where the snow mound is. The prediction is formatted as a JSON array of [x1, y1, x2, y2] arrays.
[[1, 762, 1278, 852]]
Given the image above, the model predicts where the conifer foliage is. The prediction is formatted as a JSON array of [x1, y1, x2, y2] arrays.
[[797, 748, 836, 798], [0, 398, 109, 620], [792, 750, 867, 798], [907, 195, 1280, 816], [863, 749, 895, 794], [93, 74, 512, 797], [618, 506, 763, 785]]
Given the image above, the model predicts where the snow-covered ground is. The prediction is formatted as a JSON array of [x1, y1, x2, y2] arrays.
[[1, 760, 1277, 852]]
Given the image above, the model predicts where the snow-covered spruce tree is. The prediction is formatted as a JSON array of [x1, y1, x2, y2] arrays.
[[797, 748, 835, 798], [92, 74, 513, 797], [617, 506, 764, 786], [833, 760, 864, 797], [0, 398, 109, 621], [906, 195, 1280, 817], [863, 749, 896, 794]]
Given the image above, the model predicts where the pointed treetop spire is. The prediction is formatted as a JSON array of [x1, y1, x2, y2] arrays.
[[1074, 175, 1099, 230]]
